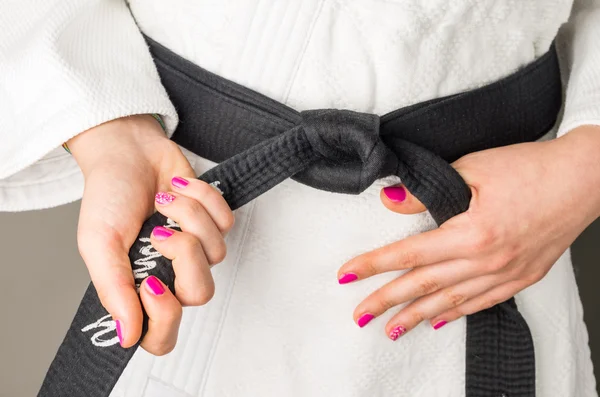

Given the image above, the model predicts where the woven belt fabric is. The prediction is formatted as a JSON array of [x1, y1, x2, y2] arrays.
[[38, 36, 562, 397]]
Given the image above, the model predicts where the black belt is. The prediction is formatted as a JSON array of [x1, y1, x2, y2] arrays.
[[38, 36, 562, 397]]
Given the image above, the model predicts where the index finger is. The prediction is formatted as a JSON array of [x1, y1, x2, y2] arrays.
[[337, 224, 471, 283]]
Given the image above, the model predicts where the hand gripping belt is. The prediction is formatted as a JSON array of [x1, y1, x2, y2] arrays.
[[38, 36, 563, 397]]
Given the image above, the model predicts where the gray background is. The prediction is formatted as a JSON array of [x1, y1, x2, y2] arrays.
[[0, 202, 598, 396]]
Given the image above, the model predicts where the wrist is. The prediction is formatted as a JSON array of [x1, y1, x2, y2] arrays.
[[553, 125, 600, 220], [68, 114, 167, 175]]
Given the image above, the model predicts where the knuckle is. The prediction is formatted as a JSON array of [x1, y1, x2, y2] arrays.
[[484, 256, 509, 273], [195, 180, 224, 203], [363, 257, 379, 276], [418, 279, 439, 295], [148, 340, 176, 356], [221, 212, 235, 232], [482, 297, 501, 311], [504, 264, 523, 280], [397, 250, 424, 269], [525, 268, 547, 285], [208, 240, 227, 265], [162, 139, 181, 154], [184, 199, 205, 219], [373, 291, 396, 312], [196, 180, 215, 196], [76, 235, 89, 258], [470, 224, 498, 253], [409, 311, 425, 325], [164, 304, 183, 323], [187, 284, 215, 306], [181, 234, 203, 257], [443, 290, 467, 307]]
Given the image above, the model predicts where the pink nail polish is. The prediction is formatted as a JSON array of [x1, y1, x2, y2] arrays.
[[171, 176, 189, 189], [357, 313, 375, 328], [146, 276, 165, 295], [338, 273, 358, 284], [152, 226, 174, 240], [155, 192, 176, 205], [433, 320, 447, 330], [115, 320, 124, 346], [389, 325, 407, 341], [383, 186, 406, 202]]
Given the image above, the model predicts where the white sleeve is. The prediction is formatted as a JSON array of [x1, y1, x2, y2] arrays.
[[557, 0, 600, 136], [0, 0, 178, 180]]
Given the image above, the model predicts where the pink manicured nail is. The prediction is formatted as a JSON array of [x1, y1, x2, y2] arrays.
[[146, 276, 165, 296], [338, 273, 358, 284], [155, 192, 176, 205], [115, 320, 124, 346], [152, 226, 174, 240], [383, 186, 406, 202], [433, 320, 447, 330], [357, 313, 375, 328], [171, 176, 189, 189], [389, 325, 407, 341]]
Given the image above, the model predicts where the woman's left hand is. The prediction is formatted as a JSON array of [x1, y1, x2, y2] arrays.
[[338, 125, 600, 340]]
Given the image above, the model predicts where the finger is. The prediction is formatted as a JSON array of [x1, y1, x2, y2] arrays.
[[78, 226, 143, 348], [154, 191, 227, 265], [429, 280, 527, 329], [380, 274, 505, 339], [139, 276, 183, 356], [380, 184, 427, 214], [353, 258, 480, 324], [150, 226, 215, 306], [170, 176, 235, 234], [338, 224, 471, 283]]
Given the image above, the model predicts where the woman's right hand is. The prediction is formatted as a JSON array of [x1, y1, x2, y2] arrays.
[[67, 115, 234, 355]]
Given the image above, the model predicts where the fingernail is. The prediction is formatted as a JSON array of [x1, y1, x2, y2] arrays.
[[433, 320, 447, 330], [152, 226, 174, 240], [115, 320, 124, 346], [171, 176, 189, 189], [389, 325, 407, 341], [338, 273, 358, 284], [357, 313, 375, 328], [146, 276, 165, 296], [383, 186, 406, 202], [155, 192, 176, 205]]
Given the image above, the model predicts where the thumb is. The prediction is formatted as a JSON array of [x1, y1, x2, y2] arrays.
[[77, 226, 143, 348], [380, 184, 427, 214], [75, 164, 152, 348]]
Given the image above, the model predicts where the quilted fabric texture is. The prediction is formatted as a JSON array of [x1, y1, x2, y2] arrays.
[[1, 0, 599, 395]]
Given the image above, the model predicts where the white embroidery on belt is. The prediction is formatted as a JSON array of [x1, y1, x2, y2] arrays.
[[81, 314, 119, 347]]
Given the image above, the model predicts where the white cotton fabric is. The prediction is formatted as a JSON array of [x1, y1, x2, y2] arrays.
[[1, 1, 599, 396]]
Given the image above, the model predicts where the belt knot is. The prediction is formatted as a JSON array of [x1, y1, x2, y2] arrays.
[[300, 109, 394, 193]]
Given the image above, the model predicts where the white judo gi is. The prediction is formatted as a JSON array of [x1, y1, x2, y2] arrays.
[[1, 1, 599, 395]]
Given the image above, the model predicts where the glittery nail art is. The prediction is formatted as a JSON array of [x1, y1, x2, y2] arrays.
[[155, 192, 176, 205], [389, 325, 407, 341]]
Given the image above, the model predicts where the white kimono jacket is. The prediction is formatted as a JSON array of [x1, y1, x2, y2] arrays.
[[1, 1, 599, 396]]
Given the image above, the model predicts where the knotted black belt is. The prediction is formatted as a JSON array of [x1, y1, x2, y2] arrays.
[[39, 36, 562, 397]]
